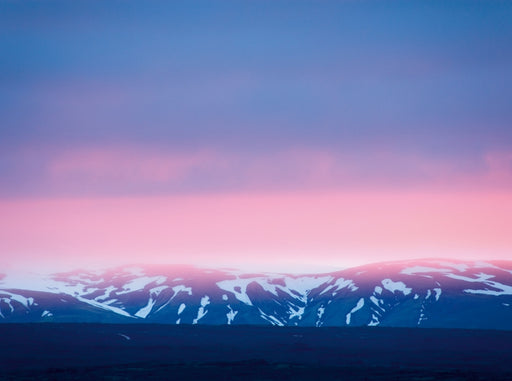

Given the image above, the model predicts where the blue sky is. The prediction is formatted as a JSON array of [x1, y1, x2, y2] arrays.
[[2, 1, 511, 158], [1, 1, 511, 270]]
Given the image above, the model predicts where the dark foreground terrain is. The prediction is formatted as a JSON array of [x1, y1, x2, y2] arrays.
[[1, 324, 512, 380]]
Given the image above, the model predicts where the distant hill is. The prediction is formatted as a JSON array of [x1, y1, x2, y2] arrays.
[[1, 259, 511, 329]]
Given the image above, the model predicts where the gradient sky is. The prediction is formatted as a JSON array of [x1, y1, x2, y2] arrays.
[[1, 0, 512, 272]]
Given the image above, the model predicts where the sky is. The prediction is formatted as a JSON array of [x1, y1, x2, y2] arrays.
[[1, 0, 512, 273]]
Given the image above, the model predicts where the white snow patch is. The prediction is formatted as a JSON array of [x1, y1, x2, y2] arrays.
[[118, 333, 131, 341], [368, 314, 380, 326], [414, 294, 419, 300], [216, 278, 254, 306], [133, 286, 168, 318], [426, 290, 431, 299], [94, 286, 117, 302], [319, 278, 357, 295], [76, 296, 133, 318], [346, 298, 365, 325], [334, 278, 358, 292], [464, 282, 512, 296], [0, 272, 77, 295], [41, 310, 53, 318], [444, 273, 512, 296], [258, 308, 284, 326], [253, 278, 280, 297], [82, 287, 99, 296], [222, 294, 228, 301], [200, 295, 210, 307], [316, 306, 325, 327], [103, 298, 118, 305], [0, 298, 13, 313], [381, 279, 412, 295], [149, 285, 168, 296], [288, 305, 305, 320], [171, 285, 192, 298], [2, 270, 106, 300], [134, 297, 156, 318], [319, 284, 335, 295], [192, 308, 207, 324], [438, 262, 469, 272], [284, 276, 333, 296], [153, 285, 192, 314], [117, 276, 167, 295], [241, 275, 332, 304], [226, 305, 238, 325], [370, 295, 380, 306], [433, 288, 442, 301], [176, 318, 180, 324], [445, 273, 495, 282], [177, 303, 186, 315], [0, 291, 34, 309], [374, 286, 382, 295], [192, 295, 210, 324]]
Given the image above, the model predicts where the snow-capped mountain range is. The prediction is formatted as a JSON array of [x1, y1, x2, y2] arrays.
[[1, 259, 511, 329]]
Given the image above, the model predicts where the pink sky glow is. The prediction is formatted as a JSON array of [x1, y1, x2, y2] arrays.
[[1, 190, 511, 272]]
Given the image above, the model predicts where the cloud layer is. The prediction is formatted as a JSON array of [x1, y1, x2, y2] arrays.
[[1, 1, 511, 270]]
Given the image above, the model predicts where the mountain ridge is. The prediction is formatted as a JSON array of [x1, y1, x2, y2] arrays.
[[1, 258, 511, 329]]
